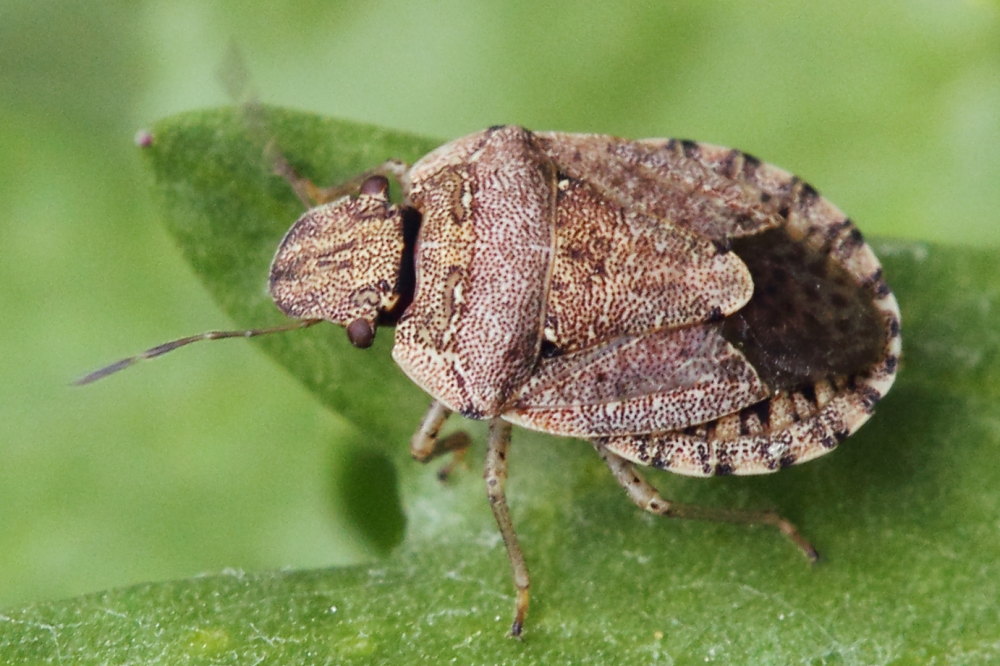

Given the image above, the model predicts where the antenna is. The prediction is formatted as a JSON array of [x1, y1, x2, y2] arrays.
[[78, 54, 338, 388], [75, 319, 321, 385]]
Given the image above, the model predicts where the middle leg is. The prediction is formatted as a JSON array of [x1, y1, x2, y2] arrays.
[[484, 418, 531, 637]]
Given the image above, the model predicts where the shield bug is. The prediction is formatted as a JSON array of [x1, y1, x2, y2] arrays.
[[82, 125, 900, 637]]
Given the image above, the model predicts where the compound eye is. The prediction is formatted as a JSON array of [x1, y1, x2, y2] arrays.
[[359, 175, 390, 197], [346, 318, 375, 348]]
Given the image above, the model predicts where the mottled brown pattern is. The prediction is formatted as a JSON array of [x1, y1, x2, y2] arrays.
[[392, 127, 555, 416], [270, 190, 405, 327], [272, 125, 900, 478], [544, 177, 752, 352], [534, 133, 783, 241], [507, 325, 767, 437]]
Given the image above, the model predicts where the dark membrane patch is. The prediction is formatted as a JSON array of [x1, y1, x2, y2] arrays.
[[722, 227, 884, 392]]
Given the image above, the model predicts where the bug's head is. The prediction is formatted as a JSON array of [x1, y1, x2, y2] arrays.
[[269, 176, 407, 348]]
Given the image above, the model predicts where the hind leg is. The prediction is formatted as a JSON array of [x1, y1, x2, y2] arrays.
[[594, 441, 818, 562]]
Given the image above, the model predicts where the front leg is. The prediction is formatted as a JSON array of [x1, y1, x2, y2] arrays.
[[410, 400, 471, 480], [267, 141, 409, 209]]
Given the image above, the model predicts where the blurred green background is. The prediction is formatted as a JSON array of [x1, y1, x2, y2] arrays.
[[1, 0, 998, 611]]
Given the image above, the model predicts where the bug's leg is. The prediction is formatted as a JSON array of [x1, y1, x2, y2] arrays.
[[484, 418, 530, 638], [266, 141, 409, 208], [410, 400, 471, 480], [308, 159, 409, 204], [595, 442, 819, 562]]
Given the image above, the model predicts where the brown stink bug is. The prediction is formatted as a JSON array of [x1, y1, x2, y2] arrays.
[[82, 125, 900, 637]]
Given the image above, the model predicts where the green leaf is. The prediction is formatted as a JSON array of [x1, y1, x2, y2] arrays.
[[3, 107, 998, 664]]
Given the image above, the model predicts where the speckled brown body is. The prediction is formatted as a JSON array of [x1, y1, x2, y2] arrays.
[[273, 125, 899, 475], [267, 125, 901, 635]]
